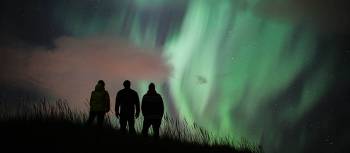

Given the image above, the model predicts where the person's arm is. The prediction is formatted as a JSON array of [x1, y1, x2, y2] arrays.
[[89, 92, 94, 108], [105, 91, 110, 113], [135, 92, 140, 118], [141, 95, 145, 116], [159, 94, 164, 117], [115, 92, 120, 118]]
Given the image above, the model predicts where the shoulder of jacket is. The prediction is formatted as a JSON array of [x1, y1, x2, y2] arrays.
[[132, 89, 138, 94], [117, 89, 124, 94]]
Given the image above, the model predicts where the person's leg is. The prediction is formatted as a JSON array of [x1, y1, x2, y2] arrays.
[[128, 117, 136, 134], [142, 118, 151, 136], [97, 112, 105, 127], [86, 111, 96, 126], [152, 119, 161, 139], [119, 117, 127, 134]]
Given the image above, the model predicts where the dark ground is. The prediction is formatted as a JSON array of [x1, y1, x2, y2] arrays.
[[0, 119, 256, 153]]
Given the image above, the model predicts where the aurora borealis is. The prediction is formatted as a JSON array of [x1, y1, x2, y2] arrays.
[[1, 0, 350, 153]]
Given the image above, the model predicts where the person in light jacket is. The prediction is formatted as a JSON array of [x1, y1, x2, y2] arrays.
[[87, 80, 110, 127]]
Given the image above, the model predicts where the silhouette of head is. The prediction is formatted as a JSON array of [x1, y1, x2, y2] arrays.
[[95, 80, 105, 91], [148, 83, 155, 91], [147, 83, 157, 94], [98, 80, 105, 87], [123, 80, 131, 89]]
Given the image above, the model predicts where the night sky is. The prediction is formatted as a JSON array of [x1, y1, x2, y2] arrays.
[[0, 0, 350, 153]]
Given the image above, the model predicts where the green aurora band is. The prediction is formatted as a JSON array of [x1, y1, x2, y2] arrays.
[[55, 0, 332, 152]]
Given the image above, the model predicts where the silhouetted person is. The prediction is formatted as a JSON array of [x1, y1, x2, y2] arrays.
[[87, 80, 110, 127], [115, 80, 140, 134], [141, 83, 164, 138]]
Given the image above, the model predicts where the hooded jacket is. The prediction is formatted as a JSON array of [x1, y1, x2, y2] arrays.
[[90, 83, 110, 112], [141, 89, 164, 119]]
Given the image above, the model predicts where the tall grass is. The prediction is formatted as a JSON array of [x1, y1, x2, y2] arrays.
[[0, 99, 262, 153]]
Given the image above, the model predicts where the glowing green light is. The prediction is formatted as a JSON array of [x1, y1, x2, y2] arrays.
[[55, 0, 332, 151]]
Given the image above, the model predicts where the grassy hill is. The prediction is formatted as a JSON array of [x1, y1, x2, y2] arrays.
[[0, 102, 261, 153]]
